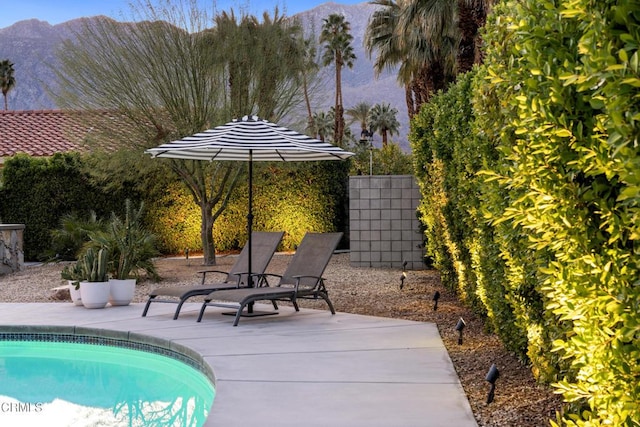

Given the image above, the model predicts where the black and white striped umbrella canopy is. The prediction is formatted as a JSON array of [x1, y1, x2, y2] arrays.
[[146, 115, 352, 286], [145, 115, 354, 161]]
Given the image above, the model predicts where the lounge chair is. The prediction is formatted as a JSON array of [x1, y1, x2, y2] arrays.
[[141, 231, 284, 319], [196, 232, 343, 326]]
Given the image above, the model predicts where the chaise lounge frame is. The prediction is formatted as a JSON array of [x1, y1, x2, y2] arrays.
[[141, 231, 284, 319], [196, 232, 342, 326]]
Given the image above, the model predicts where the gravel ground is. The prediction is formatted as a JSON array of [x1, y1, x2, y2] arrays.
[[0, 252, 562, 426]]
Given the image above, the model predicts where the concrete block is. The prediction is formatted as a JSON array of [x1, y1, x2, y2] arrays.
[[401, 209, 415, 220]]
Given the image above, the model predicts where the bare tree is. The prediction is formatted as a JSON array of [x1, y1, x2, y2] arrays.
[[53, 0, 308, 264]]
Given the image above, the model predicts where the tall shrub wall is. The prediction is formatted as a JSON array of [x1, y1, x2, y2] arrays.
[[477, 0, 640, 424], [146, 161, 346, 254], [0, 154, 347, 260], [411, 72, 534, 361], [0, 153, 129, 260], [412, 0, 640, 421]]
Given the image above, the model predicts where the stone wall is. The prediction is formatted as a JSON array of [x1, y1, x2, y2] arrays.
[[349, 176, 424, 270], [0, 224, 25, 275]]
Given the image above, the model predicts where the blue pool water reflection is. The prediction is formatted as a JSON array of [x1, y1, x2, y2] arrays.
[[0, 340, 215, 426]]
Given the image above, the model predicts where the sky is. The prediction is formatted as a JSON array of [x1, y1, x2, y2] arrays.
[[1, 0, 365, 29]]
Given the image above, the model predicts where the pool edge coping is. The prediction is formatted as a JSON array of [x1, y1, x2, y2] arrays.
[[0, 324, 217, 387]]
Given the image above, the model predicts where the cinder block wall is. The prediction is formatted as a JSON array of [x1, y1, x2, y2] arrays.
[[349, 176, 424, 270]]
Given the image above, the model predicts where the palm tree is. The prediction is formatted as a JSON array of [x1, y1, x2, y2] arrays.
[[457, 0, 490, 73], [399, 0, 459, 106], [0, 60, 16, 110], [401, 0, 490, 88], [320, 14, 356, 147], [365, 0, 413, 117], [365, 0, 489, 117], [368, 103, 400, 147], [301, 35, 320, 134], [346, 102, 372, 140], [311, 110, 334, 142], [253, 11, 306, 120]]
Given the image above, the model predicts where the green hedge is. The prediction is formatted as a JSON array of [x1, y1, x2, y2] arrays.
[[0, 153, 133, 260], [147, 161, 346, 254], [411, 72, 533, 361], [412, 0, 640, 424], [0, 153, 348, 260]]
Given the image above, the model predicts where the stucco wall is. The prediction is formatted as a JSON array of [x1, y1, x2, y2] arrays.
[[0, 224, 25, 275]]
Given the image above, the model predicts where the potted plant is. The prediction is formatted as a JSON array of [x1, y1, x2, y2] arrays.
[[78, 247, 111, 309], [89, 200, 160, 306], [60, 261, 84, 306]]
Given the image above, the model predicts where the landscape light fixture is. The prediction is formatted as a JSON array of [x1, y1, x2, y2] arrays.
[[358, 129, 374, 175], [485, 363, 500, 404], [455, 317, 466, 345], [433, 291, 440, 311], [400, 260, 408, 290]]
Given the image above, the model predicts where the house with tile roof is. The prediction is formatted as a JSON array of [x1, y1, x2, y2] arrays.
[[0, 110, 93, 165], [0, 109, 131, 166]]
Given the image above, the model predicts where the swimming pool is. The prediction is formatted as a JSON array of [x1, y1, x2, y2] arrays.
[[0, 335, 215, 427]]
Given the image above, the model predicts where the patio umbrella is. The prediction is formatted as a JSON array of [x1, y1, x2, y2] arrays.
[[145, 115, 354, 288]]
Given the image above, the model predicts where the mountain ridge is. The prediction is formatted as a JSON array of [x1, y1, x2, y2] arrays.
[[0, 2, 409, 147]]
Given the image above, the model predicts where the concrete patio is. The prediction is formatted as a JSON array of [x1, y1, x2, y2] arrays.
[[0, 302, 477, 426]]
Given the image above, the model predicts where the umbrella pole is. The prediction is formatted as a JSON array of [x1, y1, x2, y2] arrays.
[[248, 152, 254, 313]]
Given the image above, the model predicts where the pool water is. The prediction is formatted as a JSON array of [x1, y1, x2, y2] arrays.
[[0, 340, 215, 427]]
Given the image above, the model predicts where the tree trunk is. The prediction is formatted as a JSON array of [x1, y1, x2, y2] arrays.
[[200, 203, 216, 265], [457, 0, 487, 72], [303, 74, 314, 135], [334, 58, 343, 145], [405, 84, 415, 119]]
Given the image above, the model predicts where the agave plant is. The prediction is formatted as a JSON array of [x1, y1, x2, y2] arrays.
[[89, 200, 160, 281], [79, 247, 109, 282], [60, 260, 84, 289]]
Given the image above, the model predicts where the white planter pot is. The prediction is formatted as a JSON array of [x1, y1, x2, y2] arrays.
[[68, 280, 83, 306], [109, 278, 136, 306], [80, 281, 110, 309]]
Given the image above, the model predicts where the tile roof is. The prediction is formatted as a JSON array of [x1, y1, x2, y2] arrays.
[[0, 110, 94, 160]]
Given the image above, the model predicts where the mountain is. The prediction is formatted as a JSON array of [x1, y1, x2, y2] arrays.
[[0, 2, 409, 147]]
